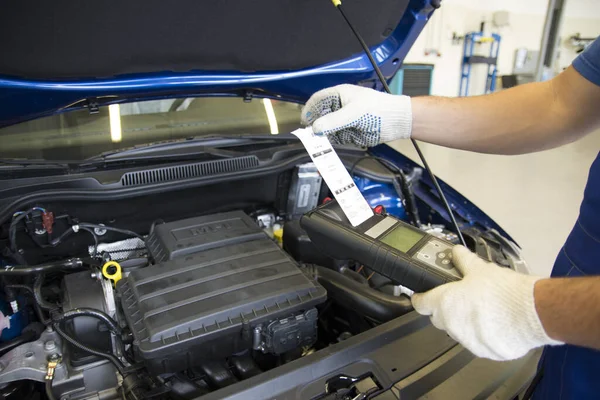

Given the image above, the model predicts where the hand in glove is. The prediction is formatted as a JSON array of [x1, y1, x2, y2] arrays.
[[301, 84, 412, 147], [412, 246, 562, 361]]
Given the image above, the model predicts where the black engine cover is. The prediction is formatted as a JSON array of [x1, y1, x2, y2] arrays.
[[118, 211, 326, 374]]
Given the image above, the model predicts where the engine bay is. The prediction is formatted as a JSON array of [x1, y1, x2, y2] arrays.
[[0, 154, 523, 400]]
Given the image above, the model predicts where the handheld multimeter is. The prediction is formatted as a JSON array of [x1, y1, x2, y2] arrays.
[[300, 200, 462, 292]]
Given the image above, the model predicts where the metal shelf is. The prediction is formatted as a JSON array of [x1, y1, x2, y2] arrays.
[[459, 32, 501, 96]]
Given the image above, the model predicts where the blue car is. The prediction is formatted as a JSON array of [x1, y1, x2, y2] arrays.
[[0, 1, 537, 399]]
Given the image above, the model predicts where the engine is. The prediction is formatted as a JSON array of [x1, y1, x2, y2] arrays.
[[1, 159, 508, 399], [0, 208, 338, 400], [120, 211, 326, 374]]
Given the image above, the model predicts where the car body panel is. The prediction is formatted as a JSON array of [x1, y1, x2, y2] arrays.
[[0, 0, 436, 128], [198, 312, 539, 399]]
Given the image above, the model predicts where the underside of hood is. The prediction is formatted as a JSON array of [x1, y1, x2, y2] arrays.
[[3, 0, 409, 79], [0, 0, 438, 127]]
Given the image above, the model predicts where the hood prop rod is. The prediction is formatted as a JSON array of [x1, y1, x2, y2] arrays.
[[332, 0, 467, 247]]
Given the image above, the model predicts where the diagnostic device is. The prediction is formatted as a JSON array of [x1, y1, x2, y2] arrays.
[[301, 200, 462, 292]]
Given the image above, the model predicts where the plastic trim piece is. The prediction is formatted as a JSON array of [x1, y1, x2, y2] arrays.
[[120, 156, 260, 187]]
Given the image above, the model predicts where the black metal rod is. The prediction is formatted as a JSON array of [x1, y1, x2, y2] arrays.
[[336, 4, 467, 247]]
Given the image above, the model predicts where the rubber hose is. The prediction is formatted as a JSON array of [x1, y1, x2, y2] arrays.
[[0, 258, 82, 275], [54, 322, 126, 376], [4, 283, 33, 293], [308, 265, 413, 322], [34, 273, 60, 311], [339, 266, 369, 285], [57, 308, 124, 339]]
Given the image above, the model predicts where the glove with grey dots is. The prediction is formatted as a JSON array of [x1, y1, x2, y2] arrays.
[[301, 84, 413, 147]]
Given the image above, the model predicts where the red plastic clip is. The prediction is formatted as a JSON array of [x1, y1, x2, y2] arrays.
[[42, 212, 54, 234]]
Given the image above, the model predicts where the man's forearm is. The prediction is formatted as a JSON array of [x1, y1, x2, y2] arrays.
[[535, 276, 600, 349], [410, 67, 600, 155]]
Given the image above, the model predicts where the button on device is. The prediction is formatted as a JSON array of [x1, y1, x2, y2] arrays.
[[422, 254, 430, 259], [437, 252, 445, 259], [442, 259, 450, 265]]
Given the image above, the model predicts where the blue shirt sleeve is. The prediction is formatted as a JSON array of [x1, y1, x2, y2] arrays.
[[573, 37, 600, 86]]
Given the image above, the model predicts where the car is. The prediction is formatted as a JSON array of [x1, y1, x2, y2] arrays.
[[0, 1, 539, 399]]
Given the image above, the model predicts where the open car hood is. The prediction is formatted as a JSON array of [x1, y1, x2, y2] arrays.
[[0, 0, 438, 128]]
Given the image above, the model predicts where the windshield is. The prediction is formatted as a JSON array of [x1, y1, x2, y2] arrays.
[[0, 97, 302, 160]]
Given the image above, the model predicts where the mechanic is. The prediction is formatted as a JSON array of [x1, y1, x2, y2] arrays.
[[301, 38, 600, 398]]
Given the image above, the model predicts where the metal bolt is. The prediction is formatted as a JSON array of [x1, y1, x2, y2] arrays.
[[94, 224, 107, 236], [49, 353, 61, 362], [45, 325, 54, 333], [45, 341, 56, 351]]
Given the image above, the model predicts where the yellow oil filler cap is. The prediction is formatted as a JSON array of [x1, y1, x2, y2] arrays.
[[102, 261, 122, 285]]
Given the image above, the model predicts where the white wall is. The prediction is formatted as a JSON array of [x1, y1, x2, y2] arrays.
[[404, 0, 600, 96]]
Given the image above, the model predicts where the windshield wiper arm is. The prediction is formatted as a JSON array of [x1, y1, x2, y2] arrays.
[[86, 134, 297, 161], [85, 137, 259, 162], [0, 159, 71, 168]]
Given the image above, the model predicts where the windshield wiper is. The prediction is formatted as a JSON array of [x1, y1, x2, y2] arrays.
[[84, 135, 296, 162], [1, 135, 299, 172], [0, 159, 71, 168]]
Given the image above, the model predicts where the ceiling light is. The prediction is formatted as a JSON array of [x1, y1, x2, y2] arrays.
[[262, 98, 279, 135], [109, 104, 122, 143]]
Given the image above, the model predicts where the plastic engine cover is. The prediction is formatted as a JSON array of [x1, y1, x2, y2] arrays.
[[117, 211, 326, 374]]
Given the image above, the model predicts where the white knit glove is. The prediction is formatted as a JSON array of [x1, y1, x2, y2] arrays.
[[301, 84, 412, 147], [412, 246, 563, 361]]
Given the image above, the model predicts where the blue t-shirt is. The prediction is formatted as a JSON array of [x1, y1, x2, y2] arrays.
[[534, 36, 600, 400], [572, 37, 600, 86]]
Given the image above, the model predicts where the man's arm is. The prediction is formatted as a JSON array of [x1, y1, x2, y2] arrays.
[[411, 66, 600, 155], [302, 67, 600, 153], [535, 276, 600, 349]]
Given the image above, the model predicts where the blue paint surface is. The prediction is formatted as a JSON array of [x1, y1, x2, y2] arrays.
[[0, 0, 436, 127], [354, 176, 407, 220], [366, 145, 517, 245]]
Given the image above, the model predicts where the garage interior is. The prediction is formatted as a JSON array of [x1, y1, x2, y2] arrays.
[[389, 0, 600, 276]]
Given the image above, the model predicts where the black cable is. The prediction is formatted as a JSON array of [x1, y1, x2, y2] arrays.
[[335, 3, 467, 247], [54, 322, 126, 376], [4, 283, 33, 293], [0, 258, 82, 275], [79, 227, 99, 258], [34, 273, 59, 311], [78, 223, 144, 241], [148, 219, 164, 238], [56, 308, 125, 339]]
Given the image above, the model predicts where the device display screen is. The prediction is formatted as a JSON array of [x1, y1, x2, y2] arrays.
[[380, 225, 425, 252]]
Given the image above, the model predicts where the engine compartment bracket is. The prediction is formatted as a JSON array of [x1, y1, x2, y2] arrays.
[[0, 329, 66, 385]]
